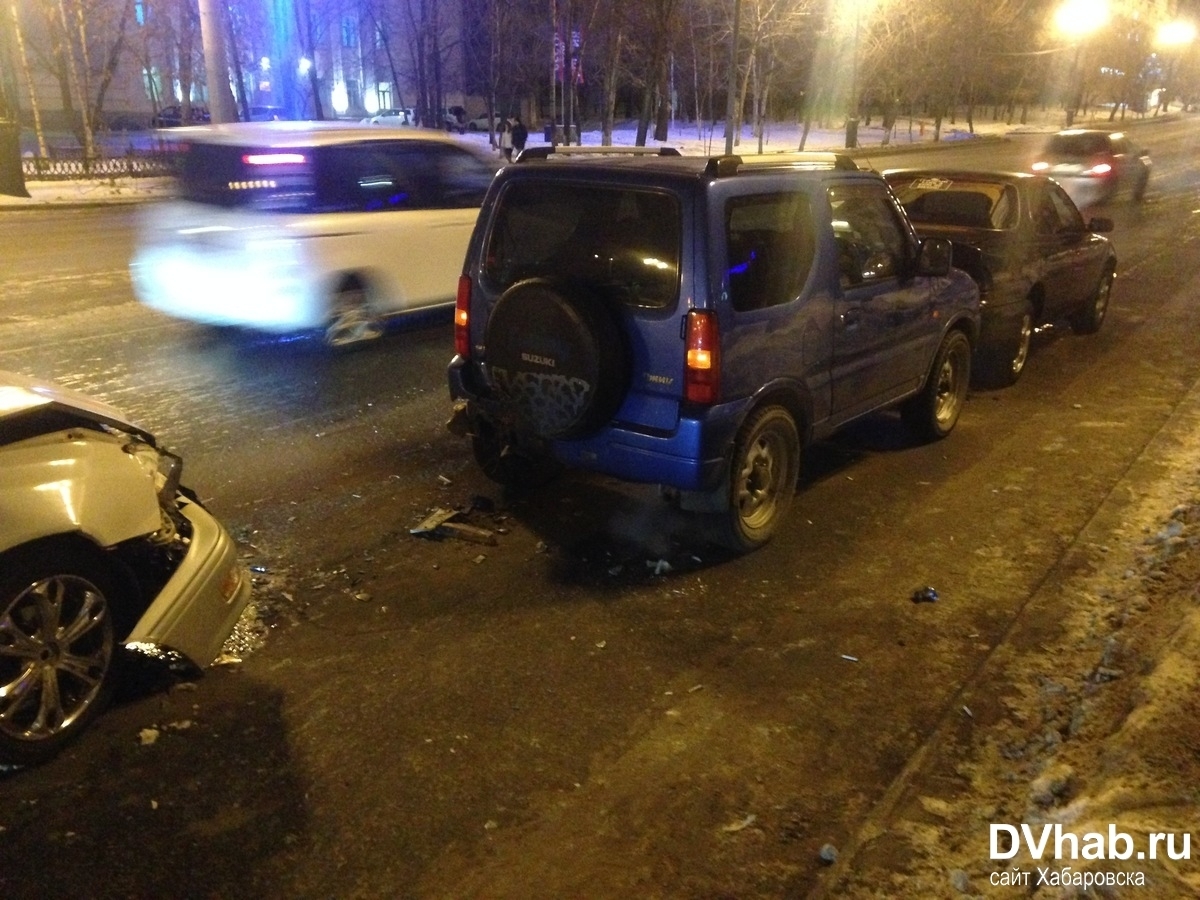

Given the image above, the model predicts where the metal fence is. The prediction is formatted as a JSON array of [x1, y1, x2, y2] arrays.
[[21, 152, 175, 181]]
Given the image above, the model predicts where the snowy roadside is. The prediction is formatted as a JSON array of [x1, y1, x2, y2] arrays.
[[818, 345, 1200, 897]]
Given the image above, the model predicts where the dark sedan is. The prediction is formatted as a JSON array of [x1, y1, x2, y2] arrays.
[[884, 170, 1116, 386], [150, 104, 211, 128]]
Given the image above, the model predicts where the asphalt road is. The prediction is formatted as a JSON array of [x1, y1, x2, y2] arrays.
[[2, 116, 1200, 898]]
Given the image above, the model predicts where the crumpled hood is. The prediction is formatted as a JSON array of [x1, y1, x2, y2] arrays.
[[0, 369, 155, 445]]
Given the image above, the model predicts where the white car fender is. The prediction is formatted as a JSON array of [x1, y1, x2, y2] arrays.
[[0, 431, 162, 552]]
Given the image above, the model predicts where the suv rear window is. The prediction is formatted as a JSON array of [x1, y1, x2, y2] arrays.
[[175, 140, 495, 213], [483, 181, 680, 309]]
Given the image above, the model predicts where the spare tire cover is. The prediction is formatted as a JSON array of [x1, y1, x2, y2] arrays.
[[485, 279, 629, 440]]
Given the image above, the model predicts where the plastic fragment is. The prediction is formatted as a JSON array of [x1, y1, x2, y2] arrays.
[[911, 586, 939, 604], [722, 813, 757, 833]]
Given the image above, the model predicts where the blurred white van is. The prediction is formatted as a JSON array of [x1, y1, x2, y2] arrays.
[[130, 121, 499, 345]]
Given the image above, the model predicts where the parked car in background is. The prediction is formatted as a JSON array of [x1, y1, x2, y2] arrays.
[[0, 370, 251, 766], [151, 104, 211, 128], [467, 114, 513, 132], [442, 107, 467, 133], [885, 169, 1117, 386], [248, 105, 287, 122], [448, 148, 980, 552], [130, 121, 500, 346], [1031, 129, 1150, 208], [361, 108, 414, 127]]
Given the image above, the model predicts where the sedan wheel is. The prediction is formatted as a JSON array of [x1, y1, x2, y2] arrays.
[[1070, 268, 1114, 335], [980, 304, 1033, 388], [0, 551, 118, 766], [326, 284, 383, 347]]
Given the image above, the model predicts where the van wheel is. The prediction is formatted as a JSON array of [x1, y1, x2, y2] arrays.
[[326, 282, 382, 347], [718, 406, 800, 553], [903, 330, 971, 440]]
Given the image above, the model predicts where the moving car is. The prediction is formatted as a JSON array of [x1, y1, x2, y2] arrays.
[[151, 104, 211, 128], [0, 371, 251, 765], [885, 169, 1117, 386], [1031, 129, 1150, 208], [448, 148, 980, 552], [130, 121, 500, 346]]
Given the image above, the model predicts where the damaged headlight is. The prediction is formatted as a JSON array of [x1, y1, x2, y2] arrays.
[[123, 439, 184, 506]]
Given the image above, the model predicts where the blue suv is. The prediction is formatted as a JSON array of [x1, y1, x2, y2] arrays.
[[448, 148, 980, 551]]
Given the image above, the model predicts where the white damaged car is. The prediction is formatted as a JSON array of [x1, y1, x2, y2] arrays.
[[0, 372, 251, 765]]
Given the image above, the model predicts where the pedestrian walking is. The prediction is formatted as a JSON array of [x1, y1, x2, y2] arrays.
[[511, 116, 529, 158]]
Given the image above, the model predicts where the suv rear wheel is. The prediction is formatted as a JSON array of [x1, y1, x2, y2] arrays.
[[719, 406, 801, 552]]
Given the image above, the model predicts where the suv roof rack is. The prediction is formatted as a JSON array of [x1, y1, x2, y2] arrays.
[[515, 145, 683, 162], [704, 151, 858, 178]]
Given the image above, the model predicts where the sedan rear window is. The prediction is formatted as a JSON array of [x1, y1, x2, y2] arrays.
[[890, 177, 1019, 230], [1046, 133, 1112, 157], [484, 181, 680, 309]]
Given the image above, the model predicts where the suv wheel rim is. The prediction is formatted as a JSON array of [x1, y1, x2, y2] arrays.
[[736, 432, 785, 527], [934, 344, 967, 427]]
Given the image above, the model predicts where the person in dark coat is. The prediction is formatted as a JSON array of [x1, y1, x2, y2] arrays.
[[511, 116, 529, 156]]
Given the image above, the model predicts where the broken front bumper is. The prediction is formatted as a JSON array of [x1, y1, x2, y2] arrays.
[[123, 495, 252, 666]]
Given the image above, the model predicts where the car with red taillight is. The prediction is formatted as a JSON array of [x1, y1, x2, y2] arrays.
[[447, 148, 980, 551], [1031, 128, 1150, 209]]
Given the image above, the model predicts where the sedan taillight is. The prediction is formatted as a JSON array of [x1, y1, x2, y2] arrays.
[[454, 275, 471, 358], [684, 310, 720, 405]]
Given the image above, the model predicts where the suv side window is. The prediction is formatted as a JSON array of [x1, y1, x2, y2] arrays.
[[828, 182, 909, 289], [726, 192, 816, 312]]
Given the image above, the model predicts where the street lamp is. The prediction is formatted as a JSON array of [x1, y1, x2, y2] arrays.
[[1155, 19, 1197, 113], [1054, 0, 1109, 126]]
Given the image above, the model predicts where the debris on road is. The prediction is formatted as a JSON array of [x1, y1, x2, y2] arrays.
[[411, 506, 498, 546], [721, 813, 757, 833], [911, 586, 939, 603]]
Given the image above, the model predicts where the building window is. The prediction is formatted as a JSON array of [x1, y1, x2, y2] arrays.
[[342, 17, 358, 48]]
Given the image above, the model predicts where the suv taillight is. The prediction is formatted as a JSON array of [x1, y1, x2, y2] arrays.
[[454, 275, 471, 358], [684, 310, 719, 405]]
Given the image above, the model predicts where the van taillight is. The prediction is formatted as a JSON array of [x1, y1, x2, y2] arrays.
[[685, 310, 719, 405], [454, 275, 471, 358]]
